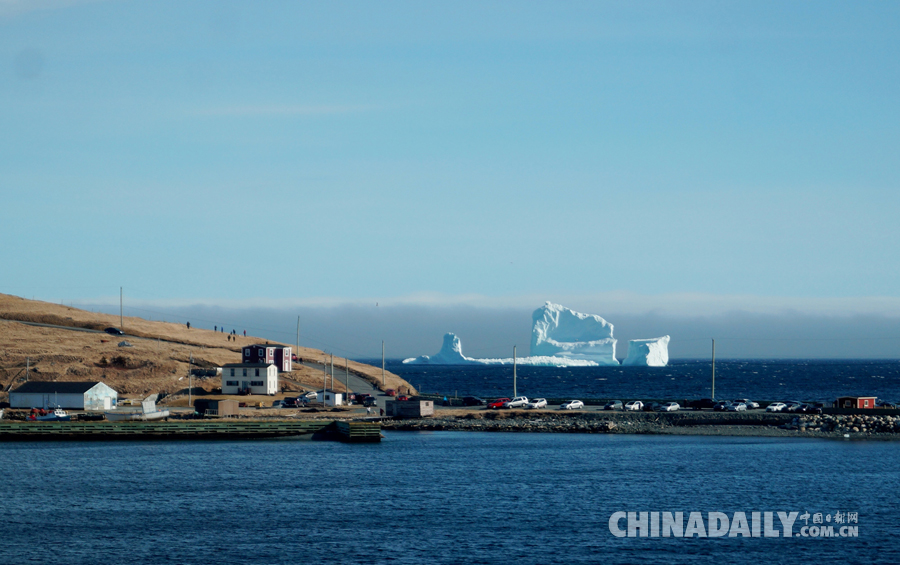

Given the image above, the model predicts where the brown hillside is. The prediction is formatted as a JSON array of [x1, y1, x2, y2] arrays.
[[0, 293, 415, 403]]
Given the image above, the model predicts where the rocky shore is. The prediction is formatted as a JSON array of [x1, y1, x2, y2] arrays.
[[380, 409, 900, 439]]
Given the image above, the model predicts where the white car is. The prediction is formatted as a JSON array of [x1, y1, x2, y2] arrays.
[[659, 402, 680, 412], [733, 398, 759, 409], [526, 398, 548, 409], [766, 402, 786, 412], [727, 402, 747, 411], [624, 401, 644, 411], [303, 391, 318, 399], [560, 400, 584, 410], [504, 396, 529, 409]]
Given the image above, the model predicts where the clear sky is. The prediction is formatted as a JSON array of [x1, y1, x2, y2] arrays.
[[3, 1, 900, 358]]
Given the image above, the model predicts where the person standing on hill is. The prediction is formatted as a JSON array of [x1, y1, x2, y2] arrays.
[[186, 321, 190, 329]]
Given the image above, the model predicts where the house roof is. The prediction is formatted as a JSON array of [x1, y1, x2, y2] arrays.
[[222, 363, 275, 368], [11, 381, 107, 394]]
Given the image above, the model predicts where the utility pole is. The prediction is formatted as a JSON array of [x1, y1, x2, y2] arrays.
[[330, 354, 334, 394], [120, 287, 123, 331], [296, 316, 300, 363], [513, 345, 517, 398], [189, 351, 193, 408], [382, 341, 385, 388], [26, 357, 29, 382], [345, 358, 350, 405], [711, 339, 716, 400], [322, 357, 327, 400]]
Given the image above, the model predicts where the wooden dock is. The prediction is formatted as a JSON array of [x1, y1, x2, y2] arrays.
[[0, 419, 381, 443]]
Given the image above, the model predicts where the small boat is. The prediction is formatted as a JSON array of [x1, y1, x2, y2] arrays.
[[31, 408, 71, 422], [105, 398, 169, 422]]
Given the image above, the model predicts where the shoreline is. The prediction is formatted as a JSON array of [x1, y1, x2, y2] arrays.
[[379, 410, 900, 440]]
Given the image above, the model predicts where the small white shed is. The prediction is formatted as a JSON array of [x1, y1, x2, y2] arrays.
[[316, 390, 344, 407]]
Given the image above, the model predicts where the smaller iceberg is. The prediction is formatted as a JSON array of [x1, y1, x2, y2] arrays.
[[622, 336, 670, 367], [402, 333, 477, 365]]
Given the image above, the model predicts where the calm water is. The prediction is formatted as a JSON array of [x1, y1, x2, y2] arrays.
[[384, 359, 900, 402], [1, 433, 898, 564]]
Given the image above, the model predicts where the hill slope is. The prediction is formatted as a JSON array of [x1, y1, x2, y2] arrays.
[[0, 293, 415, 402]]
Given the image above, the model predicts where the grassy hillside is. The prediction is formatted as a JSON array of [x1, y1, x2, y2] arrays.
[[0, 293, 415, 404]]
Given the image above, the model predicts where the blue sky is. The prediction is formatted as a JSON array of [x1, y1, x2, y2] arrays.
[[3, 1, 900, 357]]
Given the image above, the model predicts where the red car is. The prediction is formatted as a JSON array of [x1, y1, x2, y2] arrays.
[[385, 389, 397, 397], [487, 398, 511, 409], [397, 395, 410, 401]]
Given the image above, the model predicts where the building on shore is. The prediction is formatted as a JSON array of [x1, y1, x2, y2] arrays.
[[242, 344, 292, 372], [316, 390, 344, 407], [836, 396, 877, 409], [385, 400, 434, 418], [221, 363, 278, 395], [10, 381, 118, 410]]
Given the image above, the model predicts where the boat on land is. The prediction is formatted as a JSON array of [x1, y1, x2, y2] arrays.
[[31, 408, 71, 422], [105, 398, 169, 422]]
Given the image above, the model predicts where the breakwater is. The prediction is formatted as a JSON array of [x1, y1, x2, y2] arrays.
[[380, 410, 900, 439]]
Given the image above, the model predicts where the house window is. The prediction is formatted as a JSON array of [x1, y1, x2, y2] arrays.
[[230, 369, 235, 376], [250, 380, 263, 386], [864, 400, 870, 407], [226, 380, 238, 386], [255, 368, 260, 377], [242, 369, 247, 377]]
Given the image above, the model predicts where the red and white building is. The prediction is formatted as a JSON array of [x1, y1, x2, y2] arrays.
[[242, 344, 292, 372], [836, 396, 877, 409]]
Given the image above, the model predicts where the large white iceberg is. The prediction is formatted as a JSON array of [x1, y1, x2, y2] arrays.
[[622, 336, 670, 367], [530, 302, 619, 366], [402, 332, 602, 366]]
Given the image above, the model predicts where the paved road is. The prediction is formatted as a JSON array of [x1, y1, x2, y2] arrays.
[[299, 361, 383, 398]]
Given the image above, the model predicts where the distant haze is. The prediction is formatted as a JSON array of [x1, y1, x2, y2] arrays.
[[80, 302, 900, 361]]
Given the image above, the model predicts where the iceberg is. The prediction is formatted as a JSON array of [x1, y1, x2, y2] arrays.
[[623, 336, 670, 367], [530, 302, 619, 366], [402, 333, 603, 367], [402, 333, 478, 365]]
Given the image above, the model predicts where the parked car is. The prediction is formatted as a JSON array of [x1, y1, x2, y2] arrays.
[[713, 401, 730, 412], [504, 396, 530, 409], [282, 397, 299, 408], [797, 403, 823, 414], [624, 401, 643, 411], [687, 398, 716, 410], [766, 402, 787, 412], [397, 395, 410, 401], [659, 402, 680, 412], [271, 400, 284, 408], [784, 401, 803, 413], [560, 400, 584, 410], [488, 398, 511, 410], [363, 397, 378, 407], [303, 391, 318, 399], [643, 402, 660, 412], [733, 399, 760, 409], [385, 389, 397, 397], [104, 327, 124, 336], [526, 398, 548, 409], [726, 402, 747, 412], [462, 396, 485, 406], [604, 400, 623, 410]]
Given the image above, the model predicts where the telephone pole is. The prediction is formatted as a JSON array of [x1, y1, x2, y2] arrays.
[[711, 338, 716, 400]]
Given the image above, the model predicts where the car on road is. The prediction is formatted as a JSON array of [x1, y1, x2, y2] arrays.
[[624, 401, 643, 411], [560, 400, 584, 410], [363, 397, 378, 407], [504, 396, 529, 409], [797, 403, 823, 414], [726, 402, 747, 412], [526, 398, 548, 409], [462, 396, 485, 406], [272, 400, 284, 408], [733, 399, 760, 409], [713, 401, 730, 412], [488, 398, 511, 410], [396, 395, 410, 401], [766, 402, 787, 412], [104, 327, 124, 336], [784, 401, 803, 413], [687, 398, 716, 410], [303, 391, 318, 399], [659, 402, 680, 412], [385, 389, 397, 396], [643, 402, 660, 412], [604, 400, 623, 410], [282, 397, 299, 408]]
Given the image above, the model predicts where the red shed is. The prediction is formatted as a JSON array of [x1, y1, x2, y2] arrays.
[[836, 396, 877, 409]]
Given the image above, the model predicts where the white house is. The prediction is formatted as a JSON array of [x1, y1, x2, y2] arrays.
[[221, 363, 278, 395], [316, 390, 344, 407], [10, 381, 118, 410]]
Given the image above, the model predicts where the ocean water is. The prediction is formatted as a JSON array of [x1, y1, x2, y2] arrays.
[[385, 359, 900, 403], [1, 433, 898, 564]]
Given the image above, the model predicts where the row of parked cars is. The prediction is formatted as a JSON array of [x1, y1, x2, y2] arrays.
[[765, 401, 823, 414]]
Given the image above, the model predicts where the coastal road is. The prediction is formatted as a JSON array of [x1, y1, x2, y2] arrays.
[[298, 361, 384, 398]]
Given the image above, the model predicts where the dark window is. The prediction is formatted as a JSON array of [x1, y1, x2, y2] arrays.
[[255, 368, 260, 376], [226, 380, 238, 386], [242, 369, 247, 377]]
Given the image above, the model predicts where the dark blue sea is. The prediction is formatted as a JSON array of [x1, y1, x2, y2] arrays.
[[1, 433, 898, 564], [383, 359, 900, 403]]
